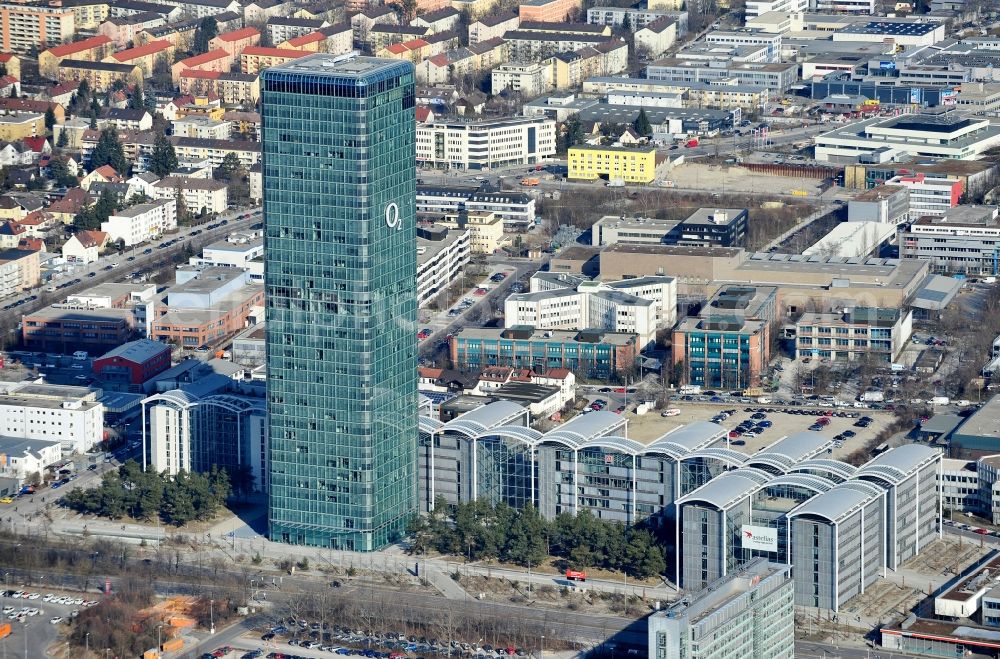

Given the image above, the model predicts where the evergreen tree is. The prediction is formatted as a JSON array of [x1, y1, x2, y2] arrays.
[[56, 129, 68, 149], [90, 127, 128, 174], [77, 78, 90, 100], [149, 133, 177, 177], [43, 107, 56, 132], [193, 17, 218, 54], [88, 111, 98, 130], [128, 86, 144, 110], [633, 108, 652, 136]]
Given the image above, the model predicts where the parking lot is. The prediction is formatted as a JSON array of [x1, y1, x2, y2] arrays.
[[0, 588, 100, 659], [622, 400, 895, 460]]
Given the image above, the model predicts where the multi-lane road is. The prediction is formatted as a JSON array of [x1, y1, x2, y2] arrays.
[[0, 206, 262, 324]]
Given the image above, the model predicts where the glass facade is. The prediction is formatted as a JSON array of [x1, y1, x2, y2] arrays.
[[262, 55, 418, 550]]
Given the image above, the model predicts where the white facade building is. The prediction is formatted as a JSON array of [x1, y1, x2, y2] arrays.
[[491, 63, 550, 97], [100, 198, 177, 247], [0, 383, 104, 453], [152, 176, 229, 215], [814, 111, 1000, 163], [0, 437, 62, 480], [416, 117, 557, 171], [417, 226, 471, 306], [745, 0, 807, 19], [886, 174, 962, 218], [189, 238, 264, 282], [505, 274, 677, 349], [704, 30, 782, 62]]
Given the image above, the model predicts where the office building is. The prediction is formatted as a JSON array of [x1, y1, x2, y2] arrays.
[[450, 326, 639, 379], [675, 208, 748, 247], [646, 58, 798, 92], [899, 207, 1000, 276], [802, 221, 896, 259], [142, 388, 267, 489], [794, 307, 913, 363], [887, 173, 962, 218], [0, 383, 104, 453], [151, 267, 263, 348], [848, 184, 910, 225], [952, 395, 1000, 457], [648, 559, 795, 659], [815, 111, 1000, 163], [263, 54, 418, 551], [568, 145, 659, 184], [586, 7, 686, 31], [504, 274, 676, 349], [416, 117, 557, 171], [92, 339, 172, 389], [21, 306, 135, 353]]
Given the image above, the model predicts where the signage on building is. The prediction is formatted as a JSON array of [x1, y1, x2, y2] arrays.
[[879, 61, 896, 70], [741, 525, 778, 552], [941, 90, 958, 106]]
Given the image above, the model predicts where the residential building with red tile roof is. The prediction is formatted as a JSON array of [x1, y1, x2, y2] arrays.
[[170, 48, 234, 85], [107, 40, 175, 77], [208, 27, 261, 58], [240, 46, 308, 74], [39, 35, 113, 78]]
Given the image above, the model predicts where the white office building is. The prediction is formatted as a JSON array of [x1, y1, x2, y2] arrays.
[[0, 383, 104, 453], [416, 117, 557, 171], [417, 225, 471, 306], [704, 30, 782, 62], [142, 388, 268, 491], [814, 111, 1000, 163], [101, 198, 177, 247], [0, 437, 62, 480], [189, 238, 264, 282], [505, 273, 676, 349], [886, 174, 962, 218], [744, 0, 807, 18]]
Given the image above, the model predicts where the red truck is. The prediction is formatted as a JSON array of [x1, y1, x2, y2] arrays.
[[686, 138, 699, 148]]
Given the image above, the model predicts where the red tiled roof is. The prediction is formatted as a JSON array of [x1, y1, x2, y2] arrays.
[[386, 43, 408, 55], [286, 31, 324, 47], [177, 49, 230, 68], [214, 27, 259, 42], [415, 106, 432, 121], [18, 237, 43, 251], [0, 220, 24, 236], [45, 35, 112, 58], [48, 187, 86, 213], [0, 54, 14, 63], [180, 68, 221, 80], [73, 229, 108, 248], [403, 38, 429, 49], [418, 367, 444, 379], [91, 165, 120, 180], [242, 46, 308, 58], [46, 81, 78, 96], [0, 76, 16, 87], [545, 368, 572, 378], [22, 136, 47, 153], [112, 40, 172, 62]]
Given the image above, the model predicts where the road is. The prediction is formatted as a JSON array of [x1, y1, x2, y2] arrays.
[[0, 206, 262, 321]]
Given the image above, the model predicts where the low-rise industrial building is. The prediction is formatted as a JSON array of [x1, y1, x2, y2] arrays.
[[92, 339, 172, 389], [899, 206, 1000, 276], [22, 306, 135, 354], [848, 184, 910, 225], [0, 437, 62, 480]]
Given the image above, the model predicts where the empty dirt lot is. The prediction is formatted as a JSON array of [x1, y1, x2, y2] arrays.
[[666, 162, 825, 196]]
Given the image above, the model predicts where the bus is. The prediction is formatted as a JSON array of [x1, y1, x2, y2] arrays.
[[566, 570, 587, 582], [872, 443, 889, 456]]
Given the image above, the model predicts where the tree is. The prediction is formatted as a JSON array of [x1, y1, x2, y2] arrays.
[[175, 184, 189, 225], [621, 12, 632, 32], [44, 107, 56, 132], [149, 133, 178, 177], [214, 152, 240, 180], [56, 129, 68, 149], [88, 112, 98, 130], [48, 157, 77, 187], [90, 126, 128, 175], [89, 95, 101, 116], [128, 85, 144, 110], [633, 108, 652, 137], [193, 16, 218, 54], [77, 78, 90, 100], [399, 0, 418, 21]]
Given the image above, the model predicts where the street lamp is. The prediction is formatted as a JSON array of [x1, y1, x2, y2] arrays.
[[85, 632, 89, 657], [540, 635, 544, 659]]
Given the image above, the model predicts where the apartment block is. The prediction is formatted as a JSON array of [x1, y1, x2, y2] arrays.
[[469, 12, 518, 44], [0, 3, 75, 53], [417, 225, 471, 306], [152, 176, 228, 214], [39, 34, 113, 78], [519, 0, 583, 23], [240, 46, 308, 74], [101, 198, 176, 247], [0, 247, 38, 299], [57, 60, 142, 92], [106, 39, 174, 77], [208, 26, 260, 58]]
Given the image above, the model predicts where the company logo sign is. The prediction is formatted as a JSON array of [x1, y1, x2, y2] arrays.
[[741, 525, 778, 552]]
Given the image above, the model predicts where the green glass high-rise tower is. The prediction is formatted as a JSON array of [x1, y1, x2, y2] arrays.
[[261, 54, 418, 551]]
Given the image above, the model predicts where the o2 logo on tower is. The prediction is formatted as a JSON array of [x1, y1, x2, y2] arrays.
[[385, 202, 402, 231]]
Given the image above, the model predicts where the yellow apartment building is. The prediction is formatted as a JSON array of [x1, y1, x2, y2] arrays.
[[568, 145, 658, 184]]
